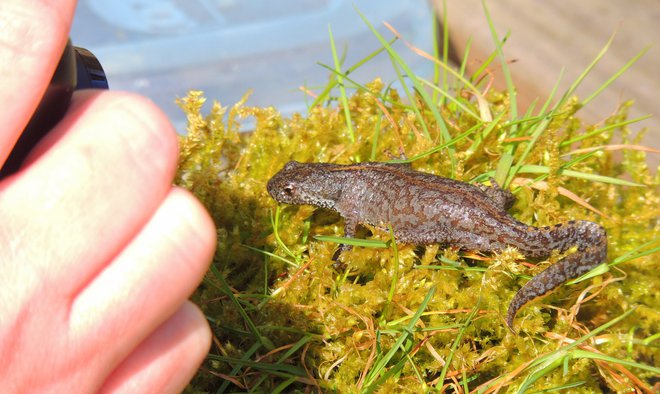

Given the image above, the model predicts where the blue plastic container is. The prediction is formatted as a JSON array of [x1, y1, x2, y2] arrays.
[[71, 0, 434, 130]]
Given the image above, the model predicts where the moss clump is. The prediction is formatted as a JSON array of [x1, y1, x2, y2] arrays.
[[177, 73, 658, 392]]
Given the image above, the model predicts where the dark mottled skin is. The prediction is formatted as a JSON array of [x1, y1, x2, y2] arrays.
[[267, 161, 607, 330]]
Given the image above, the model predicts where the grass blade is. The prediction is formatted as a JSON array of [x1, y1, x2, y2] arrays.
[[208, 264, 275, 351], [328, 25, 355, 143], [313, 235, 389, 248], [363, 286, 436, 390]]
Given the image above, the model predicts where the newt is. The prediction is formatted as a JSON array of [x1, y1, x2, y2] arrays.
[[267, 161, 608, 330]]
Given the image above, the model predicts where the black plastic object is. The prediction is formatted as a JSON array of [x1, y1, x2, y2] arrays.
[[0, 39, 109, 178]]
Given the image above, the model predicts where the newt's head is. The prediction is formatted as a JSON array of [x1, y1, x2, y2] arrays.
[[267, 161, 342, 210]]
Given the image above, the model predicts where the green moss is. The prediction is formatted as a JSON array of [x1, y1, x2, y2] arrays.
[[177, 39, 659, 394]]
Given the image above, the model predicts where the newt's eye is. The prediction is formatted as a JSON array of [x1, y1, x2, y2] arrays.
[[282, 185, 294, 196]]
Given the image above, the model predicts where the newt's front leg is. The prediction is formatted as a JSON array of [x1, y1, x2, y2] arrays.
[[331, 215, 359, 269]]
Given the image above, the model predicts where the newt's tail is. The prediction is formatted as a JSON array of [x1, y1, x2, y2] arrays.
[[506, 220, 607, 330]]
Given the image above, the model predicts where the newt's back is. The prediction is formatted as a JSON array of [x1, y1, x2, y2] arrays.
[[327, 162, 525, 248]]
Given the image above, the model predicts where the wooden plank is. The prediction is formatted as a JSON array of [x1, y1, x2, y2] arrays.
[[432, 0, 659, 168]]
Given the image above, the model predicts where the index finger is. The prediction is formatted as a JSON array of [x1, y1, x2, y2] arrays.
[[0, 0, 76, 163]]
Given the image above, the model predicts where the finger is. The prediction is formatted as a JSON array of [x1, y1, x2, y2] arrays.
[[0, 0, 75, 162], [70, 187, 215, 364], [0, 91, 179, 291], [98, 302, 211, 394]]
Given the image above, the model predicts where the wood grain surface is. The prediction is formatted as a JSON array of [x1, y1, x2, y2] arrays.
[[432, 0, 659, 169]]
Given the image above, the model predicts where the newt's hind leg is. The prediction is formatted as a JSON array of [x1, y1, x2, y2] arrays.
[[480, 177, 516, 211]]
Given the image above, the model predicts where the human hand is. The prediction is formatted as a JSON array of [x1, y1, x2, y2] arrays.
[[0, 1, 216, 392]]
